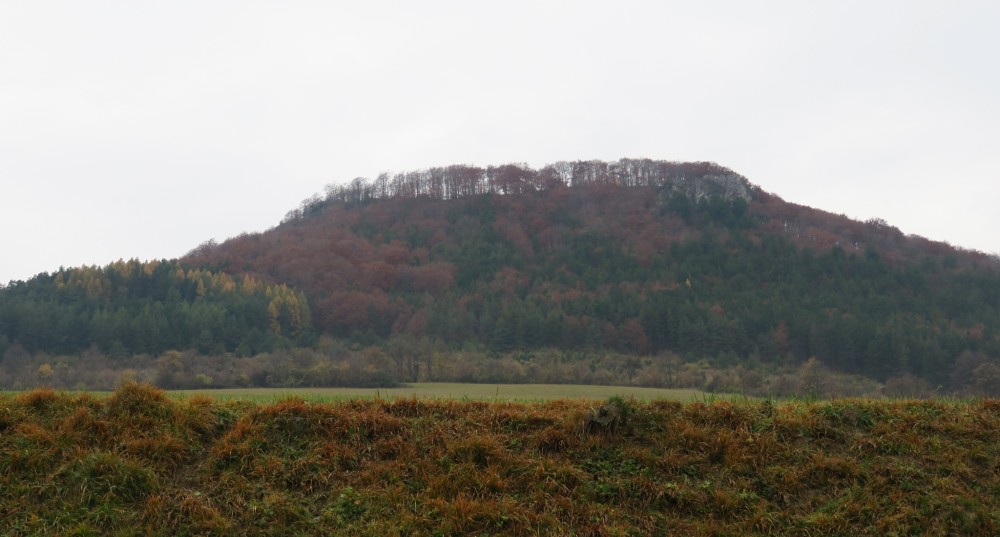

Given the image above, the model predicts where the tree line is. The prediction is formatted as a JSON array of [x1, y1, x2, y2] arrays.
[[283, 158, 751, 222], [0, 259, 313, 359]]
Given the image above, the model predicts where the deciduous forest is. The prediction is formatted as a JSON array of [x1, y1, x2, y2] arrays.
[[2, 159, 999, 395]]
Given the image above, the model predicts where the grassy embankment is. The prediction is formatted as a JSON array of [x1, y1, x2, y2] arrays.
[[2, 383, 999, 535]]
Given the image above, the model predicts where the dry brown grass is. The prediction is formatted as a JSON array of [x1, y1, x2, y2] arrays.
[[1, 385, 999, 535]]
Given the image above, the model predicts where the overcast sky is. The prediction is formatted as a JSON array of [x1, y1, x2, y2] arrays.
[[2, 1, 998, 284]]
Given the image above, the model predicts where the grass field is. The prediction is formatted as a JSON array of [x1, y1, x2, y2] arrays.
[[3, 383, 999, 535], [3, 383, 731, 402], [170, 383, 729, 402]]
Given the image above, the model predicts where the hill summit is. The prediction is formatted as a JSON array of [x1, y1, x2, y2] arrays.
[[182, 159, 1000, 393]]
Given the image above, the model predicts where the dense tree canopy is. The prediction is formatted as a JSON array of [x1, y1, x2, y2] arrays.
[[184, 160, 1000, 387], [0, 259, 313, 358], [3, 159, 999, 391]]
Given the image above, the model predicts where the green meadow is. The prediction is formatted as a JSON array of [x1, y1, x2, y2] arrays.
[[170, 382, 726, 402], [3, 383, 730, 403]]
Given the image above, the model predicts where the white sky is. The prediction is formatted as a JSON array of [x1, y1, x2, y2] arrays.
[[2, 1, 998, 284]]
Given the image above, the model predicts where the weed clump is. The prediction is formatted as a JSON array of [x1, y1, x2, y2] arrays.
[[57, 450, 157, 506], [104, 381, 171, 425], [15, 387, 60, 410], [585, 395, 634, 435]]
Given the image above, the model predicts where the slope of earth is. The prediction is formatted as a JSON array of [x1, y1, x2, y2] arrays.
[[2, 383, 998, 535]]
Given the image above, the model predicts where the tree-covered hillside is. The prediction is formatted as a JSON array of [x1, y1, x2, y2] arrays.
[[3, 159, 999, 393], [0, 259, 313, 358], [184, 159, 1000, 389]]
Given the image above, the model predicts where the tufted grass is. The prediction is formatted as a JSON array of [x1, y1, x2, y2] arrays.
[[1, 383, 999, 535]]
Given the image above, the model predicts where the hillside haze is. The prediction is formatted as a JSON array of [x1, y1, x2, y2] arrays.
[[2, 158, 999, 393]]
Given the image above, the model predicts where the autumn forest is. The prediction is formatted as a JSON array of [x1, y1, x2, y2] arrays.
[[2, 159, 999, 396]]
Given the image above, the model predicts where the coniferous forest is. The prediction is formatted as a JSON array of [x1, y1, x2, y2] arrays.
[[2, 159, 999, 395]]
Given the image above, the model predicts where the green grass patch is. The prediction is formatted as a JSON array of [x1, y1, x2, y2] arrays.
[[167, 382, 728, 402]]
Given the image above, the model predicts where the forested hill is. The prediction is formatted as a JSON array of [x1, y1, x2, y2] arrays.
[[0, 260, 313, 358], [180, 158, 1000, 388]]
